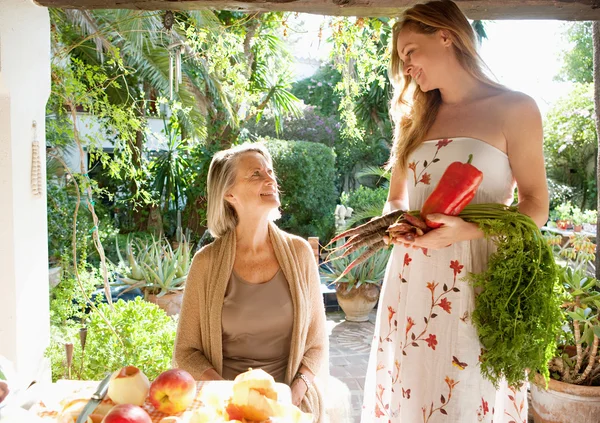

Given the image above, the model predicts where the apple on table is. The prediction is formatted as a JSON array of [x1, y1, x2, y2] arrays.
[[149, 369, 197, 415], [102, 404, 152, 423], [107, 366, 150, 406]]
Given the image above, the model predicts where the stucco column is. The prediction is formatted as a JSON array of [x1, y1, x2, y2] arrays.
[[0, 0, 51, 384]]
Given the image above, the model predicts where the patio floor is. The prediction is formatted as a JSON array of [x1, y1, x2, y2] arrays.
[[326, 309, 375, 423]]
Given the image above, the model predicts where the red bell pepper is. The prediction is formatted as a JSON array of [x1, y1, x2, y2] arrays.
[[420, 154, 483, 228]]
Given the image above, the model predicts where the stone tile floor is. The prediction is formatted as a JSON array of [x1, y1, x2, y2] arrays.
[[326, 309, 375, 423], [325, 309, 535, 423]]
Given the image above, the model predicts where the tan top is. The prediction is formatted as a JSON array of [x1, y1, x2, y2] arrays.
[[221, 269, 293, 383], [173, 223, 328, 422]]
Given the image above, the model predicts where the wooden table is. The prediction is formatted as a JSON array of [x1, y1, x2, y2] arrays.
[[30, 379, 291, 422], [541, 226, 596, 240]]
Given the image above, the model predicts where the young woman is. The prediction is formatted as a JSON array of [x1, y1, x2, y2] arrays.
[[174, 143, 328, 422], [361, 1, 548, 422]]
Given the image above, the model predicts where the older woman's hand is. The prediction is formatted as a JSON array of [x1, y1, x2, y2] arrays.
[[290, 378, 308, 407]]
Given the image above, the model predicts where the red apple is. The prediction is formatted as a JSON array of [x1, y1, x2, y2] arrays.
[[101, 404, 152, 423], [0, 380, 9, 404], [148, 369, 196, 415]]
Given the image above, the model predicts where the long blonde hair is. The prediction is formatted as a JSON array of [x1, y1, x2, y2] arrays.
[[389, 0, 504, 175]]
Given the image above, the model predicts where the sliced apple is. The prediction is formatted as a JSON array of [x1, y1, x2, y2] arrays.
[[107, 366, 150, 406], [232, 368, 277, 402]]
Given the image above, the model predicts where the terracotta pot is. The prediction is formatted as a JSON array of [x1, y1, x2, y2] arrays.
[[573, 224, 583, 232], [335, 283, 379, 322], [530, 375, 600, 423], [146, 290, 184, 316]]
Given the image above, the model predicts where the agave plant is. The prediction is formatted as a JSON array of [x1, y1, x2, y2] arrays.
[[140, 240, 187, 297], [116, 235, 193, 297], [320, 245, 391, 292]]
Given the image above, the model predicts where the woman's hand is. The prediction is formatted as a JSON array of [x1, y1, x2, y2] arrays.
[[394, 214, 483, 250], [290, 378, 308, 407]]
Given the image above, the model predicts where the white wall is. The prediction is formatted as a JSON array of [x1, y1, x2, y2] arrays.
[[0, 0, 51, 385], [61, 114, 170, 173]]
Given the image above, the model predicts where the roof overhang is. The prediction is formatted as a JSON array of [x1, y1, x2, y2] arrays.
[[33, 0, 600, 20]]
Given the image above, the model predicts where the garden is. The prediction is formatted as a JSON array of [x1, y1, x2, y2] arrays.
[[36, 8, 600, 422]]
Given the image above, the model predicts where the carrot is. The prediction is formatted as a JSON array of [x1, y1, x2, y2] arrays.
[[403, 213, 429, 232], [340, 231, 385, 258], [328, 209, 404, 244], [387, 221, 413, 233], [338, 234, 359, 249]]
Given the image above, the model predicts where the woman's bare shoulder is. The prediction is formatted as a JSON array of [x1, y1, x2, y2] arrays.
[[493, 90, 539, 112]]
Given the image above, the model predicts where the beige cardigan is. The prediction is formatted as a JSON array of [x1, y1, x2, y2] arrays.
[[174, 222, 328, 422]]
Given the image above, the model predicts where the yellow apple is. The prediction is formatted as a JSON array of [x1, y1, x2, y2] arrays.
[[107, 366, 150, 406]]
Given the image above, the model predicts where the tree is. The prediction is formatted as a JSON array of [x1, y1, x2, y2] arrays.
[[190, 11, 302, 148], [557, 22, 592, 84], [471, 20, 488, 45], [592, 21, 600, 278], [544, 83, 597, 210], [292, 64, 342, 117], [50, 9, 223, 137], [49, 10, 303, 235]]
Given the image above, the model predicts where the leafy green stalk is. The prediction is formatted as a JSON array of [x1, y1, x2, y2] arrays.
[[459, 203, 563, 388]]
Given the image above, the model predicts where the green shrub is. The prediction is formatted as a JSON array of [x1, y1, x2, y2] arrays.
[[338, 185, 388, 229], [49, 265, 103, 327], [262, 138, 338, 241], [345, 186, 388, 214], [46, 297, 176, 382]]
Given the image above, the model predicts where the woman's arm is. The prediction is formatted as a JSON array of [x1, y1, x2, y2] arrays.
[[383, 167, 410, 214], [291, 239, 328, 405], [504, 93, 549, 227], [173, 251, 221, 380], [406, 94, 549, 250]]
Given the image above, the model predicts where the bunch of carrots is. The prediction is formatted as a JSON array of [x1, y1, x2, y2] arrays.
[[327, 154, 483, 279], [327, 155, 562, 388]]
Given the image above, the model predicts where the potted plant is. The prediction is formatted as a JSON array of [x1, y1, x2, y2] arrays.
[[583, 209, 597, 234], [555, 201, 573, 230], [571, 206, 585, 232], [530, 236, 600, 422], [117, 236, 192, 316], [320, 247, 390, 322]]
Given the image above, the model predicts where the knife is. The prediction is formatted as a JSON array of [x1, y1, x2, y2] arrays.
[[76, 373, 111, 423]]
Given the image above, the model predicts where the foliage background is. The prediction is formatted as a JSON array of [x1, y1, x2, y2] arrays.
[[262, 137, 338, 241]]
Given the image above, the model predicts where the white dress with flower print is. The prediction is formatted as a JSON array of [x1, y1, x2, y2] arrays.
[[361, 138, 528, 423]]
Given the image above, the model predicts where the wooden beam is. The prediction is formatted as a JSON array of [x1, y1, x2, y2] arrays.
[[32, 0, 600, 20]]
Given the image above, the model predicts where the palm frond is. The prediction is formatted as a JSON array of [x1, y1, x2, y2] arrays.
[[187, 10, 221, 30], [355, 165, 391, 183], [63, 9, 114, 62], [342, 204, 386, 230]]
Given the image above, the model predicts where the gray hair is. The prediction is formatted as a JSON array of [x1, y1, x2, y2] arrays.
[[206, 143, 275, 238]]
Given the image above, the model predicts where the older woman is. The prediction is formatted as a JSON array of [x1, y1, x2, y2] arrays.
[[174, 143, 327, 421]]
